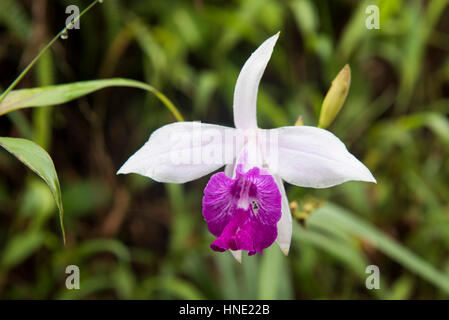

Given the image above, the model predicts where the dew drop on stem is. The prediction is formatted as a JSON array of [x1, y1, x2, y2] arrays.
[[60, 30, 68, 40]]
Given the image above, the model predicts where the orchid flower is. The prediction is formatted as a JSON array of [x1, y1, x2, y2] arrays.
[[118, 33, 376, 262]]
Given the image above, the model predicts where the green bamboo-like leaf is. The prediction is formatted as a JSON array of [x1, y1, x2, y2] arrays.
[[293, 223, 386, 299], [0, 78, 183, 121], [309, 203, 449, 295], [0, 137, 65, 243]]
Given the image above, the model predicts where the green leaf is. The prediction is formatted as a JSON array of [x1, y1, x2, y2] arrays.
[[258, 245, 292, 299], [293, 225, 368, 278], [76, 239, 131, 262], [293, 223, 386, 299], [0, 137, 65, 243], [156, 277, 205, 300], [0, 0, 31, 42], [309, 203, 449, 295], [1, 231, 45, 269], [0, 78, 183, 121], [136, 276, 205, 299], [258, 246, 282, 299]]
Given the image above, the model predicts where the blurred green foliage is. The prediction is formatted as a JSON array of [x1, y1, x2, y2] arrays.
[[0, 0, 449, 299]]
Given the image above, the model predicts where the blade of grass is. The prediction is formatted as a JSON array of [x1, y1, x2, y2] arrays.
[[0, 78, 183, 121], [309, 203, 449, 295]]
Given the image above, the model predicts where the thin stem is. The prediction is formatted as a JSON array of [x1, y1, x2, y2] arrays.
[[0, 0, 101, 103]]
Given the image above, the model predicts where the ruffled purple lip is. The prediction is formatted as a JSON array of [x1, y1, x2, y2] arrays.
[[202, 166, 281, 256]]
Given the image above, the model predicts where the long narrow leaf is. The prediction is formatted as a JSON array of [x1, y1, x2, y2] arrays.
[[309, 203, 449, 294], [0, 137, 65, 243], [0, 78, 183, 121]]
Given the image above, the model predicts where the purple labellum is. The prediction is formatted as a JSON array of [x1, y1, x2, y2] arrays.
[[202, 166, 282, 255]]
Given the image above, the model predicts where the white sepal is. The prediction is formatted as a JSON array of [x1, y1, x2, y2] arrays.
[[269, 126, 376, 188], [233, 33, 279, 130], [118, 122, 236, 183], [230, 250, 242, 263]]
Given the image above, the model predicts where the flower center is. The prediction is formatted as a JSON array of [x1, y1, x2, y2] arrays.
[[234, 176, 257, 210], [251, 200, 259, 215]]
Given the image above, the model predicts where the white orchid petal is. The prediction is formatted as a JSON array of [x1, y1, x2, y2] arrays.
[[233, 33, 279, 130], [269, 126, 376, 188], [230, 250, 242, 263], [274, 176, 292, 256], [118, 122, 236, 183]]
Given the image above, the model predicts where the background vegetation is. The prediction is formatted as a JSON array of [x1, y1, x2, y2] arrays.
[[0, 0, 449, 299]]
